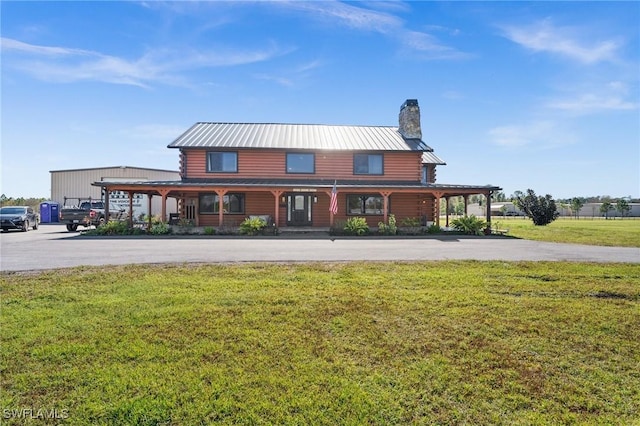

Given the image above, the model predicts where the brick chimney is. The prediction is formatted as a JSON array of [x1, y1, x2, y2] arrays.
[[398, 99, 422, 140]]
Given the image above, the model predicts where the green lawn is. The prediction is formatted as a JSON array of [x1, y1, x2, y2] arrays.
[[2, 262, 639, 425], [489, 217, 640, 247]]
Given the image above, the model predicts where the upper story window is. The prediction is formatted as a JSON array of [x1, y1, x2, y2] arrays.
[[354, 154, 383, 175], [286, 153, 315, 174], [422, 165, 429, 184], [207, 152, 238, 173]]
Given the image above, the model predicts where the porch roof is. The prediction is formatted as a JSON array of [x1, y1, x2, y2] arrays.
[[93, 178, 501, 194]]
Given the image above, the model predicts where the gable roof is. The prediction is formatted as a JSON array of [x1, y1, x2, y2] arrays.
[[168, 122, 434, 152]]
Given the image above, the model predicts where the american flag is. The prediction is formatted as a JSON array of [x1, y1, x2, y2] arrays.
[[329, 180, 338, 215]]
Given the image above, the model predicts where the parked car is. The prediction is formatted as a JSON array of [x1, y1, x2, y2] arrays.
[[0, 206, 39, 232]]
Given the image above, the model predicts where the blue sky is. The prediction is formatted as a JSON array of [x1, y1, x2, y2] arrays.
[[2, 1, 639, 199]]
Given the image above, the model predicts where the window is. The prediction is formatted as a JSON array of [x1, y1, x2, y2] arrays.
[[207, 152, 237, 173], [286, 153, 315, 173], [422, 165, 429, 184], [347, 195, 386, 215], [354, 154, 383, 175], [199, 193, 245, 214]]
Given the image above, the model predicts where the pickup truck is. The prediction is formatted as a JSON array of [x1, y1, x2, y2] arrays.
[[59, 199, 126, 232]]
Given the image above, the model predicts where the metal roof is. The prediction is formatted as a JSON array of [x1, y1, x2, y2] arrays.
[[94, 178, 500, 192], [421, 152, 446, 165], [168, 122, 433, 152]]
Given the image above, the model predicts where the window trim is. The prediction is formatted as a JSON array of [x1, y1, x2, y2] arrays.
[[199, 193, 245, 215], [346, 194, 388, 216], [286, 152, 315, 174], [353, 153, 384, 175], [206, 151, 238, 173]]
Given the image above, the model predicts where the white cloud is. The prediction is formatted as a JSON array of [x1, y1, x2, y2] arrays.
[[1, 37, 289, 88], [279, 1, 467, 60], [501, 19, 620, 64], [488, 121, 576, 149], [547, 81, 638, 114]]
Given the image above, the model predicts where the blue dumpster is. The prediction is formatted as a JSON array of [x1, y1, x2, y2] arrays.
[[40, 202, 60, 223]]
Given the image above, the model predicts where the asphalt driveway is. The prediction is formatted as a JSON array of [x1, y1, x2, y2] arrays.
[[1, 224, 638, 272]]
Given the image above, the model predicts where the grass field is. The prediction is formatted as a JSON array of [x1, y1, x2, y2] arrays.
[[489, 217, 640, 247], [2, 262, 639, 425]]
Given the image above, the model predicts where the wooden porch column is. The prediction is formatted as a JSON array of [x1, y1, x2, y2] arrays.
[[464, 195, 469, 216], [215, 189, 228, 227], [148, 195, 153, 229], [127, 191, 134, 228], [381, 192, 392, 224], [104, 188, 110, 220], [270, 190, 284, 228], [445, 196, 450, 228], [485, 191, 492, 225], [158, 189, 171, 223]]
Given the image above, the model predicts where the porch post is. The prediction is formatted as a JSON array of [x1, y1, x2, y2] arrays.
[[445, 197, 450, 228], [157, 189, 171, 223], [215, 189, 228, 227], [381, 191, 392, 224], [127, 191, 134, 228], [148, 195, 153, 229], [464, 195, 468, 216], [104, 188, 110, 220], [485, 191, 492, 225], [271, 190, 283, 228]]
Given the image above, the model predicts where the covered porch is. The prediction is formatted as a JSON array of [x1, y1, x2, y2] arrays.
[[92, 180, 501, 231]]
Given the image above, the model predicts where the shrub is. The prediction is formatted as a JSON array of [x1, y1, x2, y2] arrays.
[[514, 189, 559, 226], [203, 226, 216, 235], [426, 223, 442, 234], [377, 214, 397, 235], [149, 222, 171, 235], [94, 220, 130, 236], [400, 216, 421, 235], [239, 217, 266, 235], [344, 217, 369, 236], [451, 215, 487, 236]]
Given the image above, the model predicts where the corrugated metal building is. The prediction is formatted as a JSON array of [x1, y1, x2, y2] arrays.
[[51, 166, 180, 219]]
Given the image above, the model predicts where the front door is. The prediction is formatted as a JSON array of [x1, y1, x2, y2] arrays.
[[286, 194, 312, 226]]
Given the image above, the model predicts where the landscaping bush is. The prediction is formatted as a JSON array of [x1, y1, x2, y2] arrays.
[[344, 217, 369, 236], [239, 217, 267, 235], [451, 215, 487, 235], [93, 220, 131, 236], [514, 189, 560, 226], [149, 222, 171, 235], [203, 226, 216, 235], [426, 223, 442, 234], [400, 216, 422, 235], [377, 214, 397, 235]]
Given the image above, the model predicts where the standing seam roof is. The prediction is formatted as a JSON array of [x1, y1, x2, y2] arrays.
[[168, 123, 433, 151]]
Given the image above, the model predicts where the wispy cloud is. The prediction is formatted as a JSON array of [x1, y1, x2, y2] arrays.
[[488, 121, 576, 149], [1, 37, 289, 88], [547, 81, 638, 114], [501, 19, 621, 64], [279, 1, 467, 60]]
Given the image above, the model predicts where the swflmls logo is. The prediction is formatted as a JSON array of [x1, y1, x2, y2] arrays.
[[2, 408, 69, 419]]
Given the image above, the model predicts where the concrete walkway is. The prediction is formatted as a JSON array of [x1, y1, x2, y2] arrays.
[[1, 225, 638, 272]]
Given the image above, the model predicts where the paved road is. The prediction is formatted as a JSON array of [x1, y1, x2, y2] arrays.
[[1, 224, 638, 272]]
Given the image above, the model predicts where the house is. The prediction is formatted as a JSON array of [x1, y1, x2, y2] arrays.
[[94, 100, 501, 230]]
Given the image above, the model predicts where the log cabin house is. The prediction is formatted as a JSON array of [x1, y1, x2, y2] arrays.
[[95, 99, 501, 230]]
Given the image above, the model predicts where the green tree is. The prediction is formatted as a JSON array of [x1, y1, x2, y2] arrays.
[[600, 201, 613, 219], [570, 197, 585, 219], [514, 189, 559, 226], [615, 199, 631, 219]]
